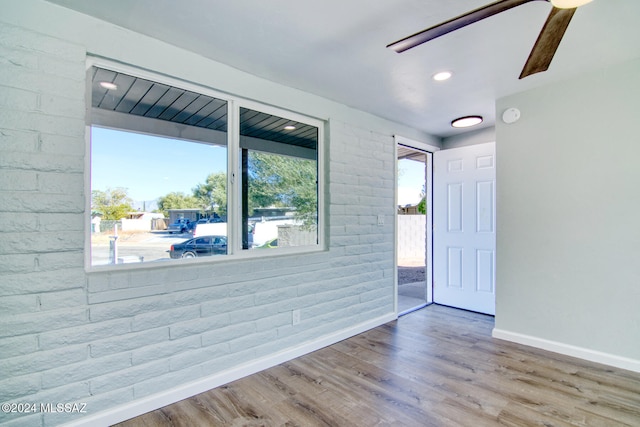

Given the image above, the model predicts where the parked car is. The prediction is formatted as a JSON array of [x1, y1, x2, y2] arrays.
[[169, 235, 227, 259], [167, 218, 193, 234], [194, 217, 223, 227]]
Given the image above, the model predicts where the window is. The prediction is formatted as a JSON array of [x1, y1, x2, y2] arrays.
[[239, 107, 318, 251], [88, 65, 322, 268]]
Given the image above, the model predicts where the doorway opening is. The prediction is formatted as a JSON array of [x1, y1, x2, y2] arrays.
[[396, 139, 435, 315]]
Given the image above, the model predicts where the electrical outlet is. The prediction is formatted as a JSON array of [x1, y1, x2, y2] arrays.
[[292, 309, 301, 325], [377, 214, 384, 226]]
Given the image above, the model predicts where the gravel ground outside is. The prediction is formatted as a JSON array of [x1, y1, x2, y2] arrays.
[[398, 265, 426, 285]]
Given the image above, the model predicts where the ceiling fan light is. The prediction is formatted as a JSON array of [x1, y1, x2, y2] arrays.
[[451, 116, 483, 128], [550, 0, 593, 9]]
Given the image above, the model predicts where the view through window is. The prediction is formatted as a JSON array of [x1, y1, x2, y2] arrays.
[[239, 107, 318, 251], [90, 127, 228, 266], [89, 66, 320, 267]]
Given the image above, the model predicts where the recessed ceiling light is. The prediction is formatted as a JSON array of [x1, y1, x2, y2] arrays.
[[99, 81, 118, 90], [432, 71, 452, 81], [451, 116, 483, 128], [283, 125, 296, 131]]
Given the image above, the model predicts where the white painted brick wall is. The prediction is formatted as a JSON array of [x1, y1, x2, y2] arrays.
[[169, 312, 229, 340], [89, 360, 170, 396], [0, 16, 397, 427], [38, 318, 131, 350], [132, 305, 201, 332], [89, 328, 170, 358], [41, 353, 131, 390], [0, 19, 89, 427], [131, 336, 200, 366], [0, 345, 88, 378]]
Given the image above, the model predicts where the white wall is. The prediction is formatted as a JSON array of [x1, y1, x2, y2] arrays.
[[397, 215, 426, 261], [493, 58, 640, 370], [120, 219, 152, 232], [442, 126, 495, 149], [0, 2, 438, 425]]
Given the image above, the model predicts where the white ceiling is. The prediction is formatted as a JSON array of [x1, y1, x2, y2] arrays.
[[46, 0, 640, 138]]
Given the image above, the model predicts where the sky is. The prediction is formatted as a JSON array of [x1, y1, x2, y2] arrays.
[[397, 158, 426, 206], [91, 127, 426, 207], [91, 127, 226, 201]]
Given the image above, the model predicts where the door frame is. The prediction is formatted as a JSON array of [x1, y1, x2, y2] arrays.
[[394, 135, 440, 315]]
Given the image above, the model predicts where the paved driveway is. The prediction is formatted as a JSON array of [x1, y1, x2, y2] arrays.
[[90, 231, 192, 266]]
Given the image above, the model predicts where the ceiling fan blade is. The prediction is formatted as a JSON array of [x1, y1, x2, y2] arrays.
[[519, 6, 576, 78], [387, 0, 547, 53]]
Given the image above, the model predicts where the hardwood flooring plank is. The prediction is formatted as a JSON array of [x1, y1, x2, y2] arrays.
[[496, 401, 581, 427], [292, 353, 431, 424], [331, 331, 514, 421], [115, 305, 640, 426]]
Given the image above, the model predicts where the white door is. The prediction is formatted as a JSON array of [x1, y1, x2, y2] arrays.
[[433, 142, 496, 315]]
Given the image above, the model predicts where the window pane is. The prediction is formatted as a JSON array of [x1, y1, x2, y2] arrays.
[[239, 107, 318, 250], [90, 67, 228, 266]]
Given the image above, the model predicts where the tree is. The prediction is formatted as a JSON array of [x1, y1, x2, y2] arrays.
[[91, 187, 133, 220], [192, 172, 227, 216], [248, 152, 317, 225], [417, 197, 426, 214], [163, 152, 317, 226], [417, 184, 427, 214], [157, 192, 200, 217]]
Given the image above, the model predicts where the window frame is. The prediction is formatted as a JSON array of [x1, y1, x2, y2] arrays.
[[85, 59, 325, 272]]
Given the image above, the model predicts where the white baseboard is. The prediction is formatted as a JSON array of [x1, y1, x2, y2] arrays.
[[492, 328, 640, 373], [63, 312, 397, 427]]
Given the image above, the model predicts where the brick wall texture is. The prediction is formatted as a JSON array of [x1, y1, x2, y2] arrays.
[[0, 19, 396, 426]]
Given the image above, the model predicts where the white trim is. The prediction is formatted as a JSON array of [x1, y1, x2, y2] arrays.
[[394, 135, 440, 153], [492, 328, 640, 373], [394, 135, 436, 314], [84, 68, 93, 270], [84, 57, 326, 270], [62, 312, 397, 427], [393, 143, 398, 315], [228, 99, 240, 255], [425, 152, 433, 304]]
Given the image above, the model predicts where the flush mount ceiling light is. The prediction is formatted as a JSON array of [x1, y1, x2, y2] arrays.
[[432, 71, 452, 81], [550, 0, 593, 8], [283, 125, 296, 131], [99, 81, 118, 90], [451, 115, 483, 128]]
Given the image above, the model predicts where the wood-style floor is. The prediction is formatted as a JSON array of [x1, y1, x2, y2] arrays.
[[115, 305, 640, 426]]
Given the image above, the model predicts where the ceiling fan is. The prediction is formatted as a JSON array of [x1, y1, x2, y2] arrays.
[[387, 0, 594, 79]]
